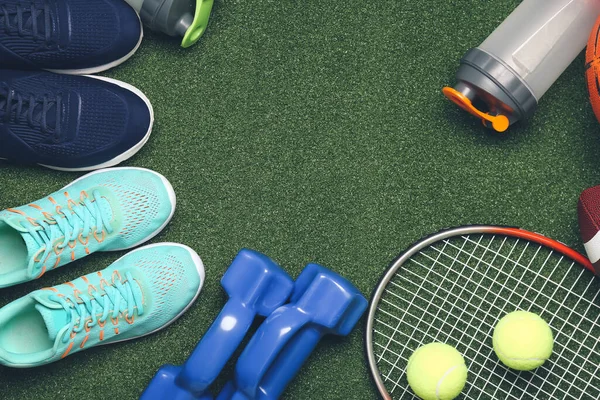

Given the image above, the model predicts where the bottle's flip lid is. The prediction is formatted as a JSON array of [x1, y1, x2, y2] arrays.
[[181, 0, 214, 48], [443, 48, 538, 132], [140, 0, 214, 48]]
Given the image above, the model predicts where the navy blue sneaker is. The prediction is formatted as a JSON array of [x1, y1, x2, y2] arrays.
[[0, 0, 143, 74], [0, 70, 153, 171]]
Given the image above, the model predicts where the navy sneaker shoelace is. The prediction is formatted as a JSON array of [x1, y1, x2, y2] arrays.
[[0, 2, 53, 43], [0, 86, 62, 137]]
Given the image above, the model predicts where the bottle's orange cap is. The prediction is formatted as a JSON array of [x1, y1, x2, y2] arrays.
[[442, 87, 510, 133]]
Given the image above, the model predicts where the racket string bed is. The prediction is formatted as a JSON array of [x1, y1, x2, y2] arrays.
[[369, 231, 600, 400]]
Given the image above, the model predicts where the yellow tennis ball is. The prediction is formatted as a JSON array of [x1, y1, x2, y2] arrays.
[[493, 311, 553, 371], [406, 342, 467, 400]]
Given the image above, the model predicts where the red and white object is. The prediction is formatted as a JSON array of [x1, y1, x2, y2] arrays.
[[578, 185, 600, 273]]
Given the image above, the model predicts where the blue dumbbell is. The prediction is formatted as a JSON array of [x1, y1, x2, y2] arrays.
[[141, 249, 295, 400], [217, 263, 368, 400]]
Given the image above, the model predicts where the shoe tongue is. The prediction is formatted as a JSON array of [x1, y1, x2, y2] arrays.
[[1, 217, 44, 264], [96, 196, 114, 221], [35, 303, 68, 342], [21, 230, 44, 262]]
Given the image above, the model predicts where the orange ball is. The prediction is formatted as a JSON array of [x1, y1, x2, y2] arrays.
[[586, 17, 600, 122]]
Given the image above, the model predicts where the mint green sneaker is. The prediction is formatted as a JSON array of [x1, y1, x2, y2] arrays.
[[0, 243, 204, 368], [0, 167, 176, 288]]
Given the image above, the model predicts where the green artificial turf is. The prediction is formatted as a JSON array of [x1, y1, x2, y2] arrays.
[[2, 0, 600, 398]]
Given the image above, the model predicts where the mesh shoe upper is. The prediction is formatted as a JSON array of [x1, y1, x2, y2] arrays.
[[0, 70, 153, 170], [0, 167, 176, 287], [0, 0, 142, 72]]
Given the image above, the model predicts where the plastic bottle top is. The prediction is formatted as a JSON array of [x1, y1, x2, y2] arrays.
[[123, 0, 214, 48], [443, 0, 600, 131]]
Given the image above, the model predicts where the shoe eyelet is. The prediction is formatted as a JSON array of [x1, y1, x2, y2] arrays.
[[26, 216, 39, 227], [72, 290, 83, 302], [111, 270, 122, 283], [54, 241, 65, 255], [78, 233, 89, 246], [42, 211, 55, 223], [87, 284, 99, 297], [93, 230, 106, 243], [125, 313, 135, 324]]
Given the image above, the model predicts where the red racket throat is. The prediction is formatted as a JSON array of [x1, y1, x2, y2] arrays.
[[366, 226, 600, 400], [475, 226, 595, 274]]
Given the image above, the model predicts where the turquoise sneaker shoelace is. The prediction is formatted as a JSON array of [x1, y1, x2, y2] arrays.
[[51, 271, 144, 343], [22, 190, 114, 263]]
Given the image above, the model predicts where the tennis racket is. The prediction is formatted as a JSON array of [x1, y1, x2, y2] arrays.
[[366, 226, 600, 400]]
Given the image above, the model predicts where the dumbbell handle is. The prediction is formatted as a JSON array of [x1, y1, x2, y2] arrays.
[[177, 300, 256, 395], [234, 305, 321, 399], [216, 381, 248, 400], [258, 326, 321, 399]]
